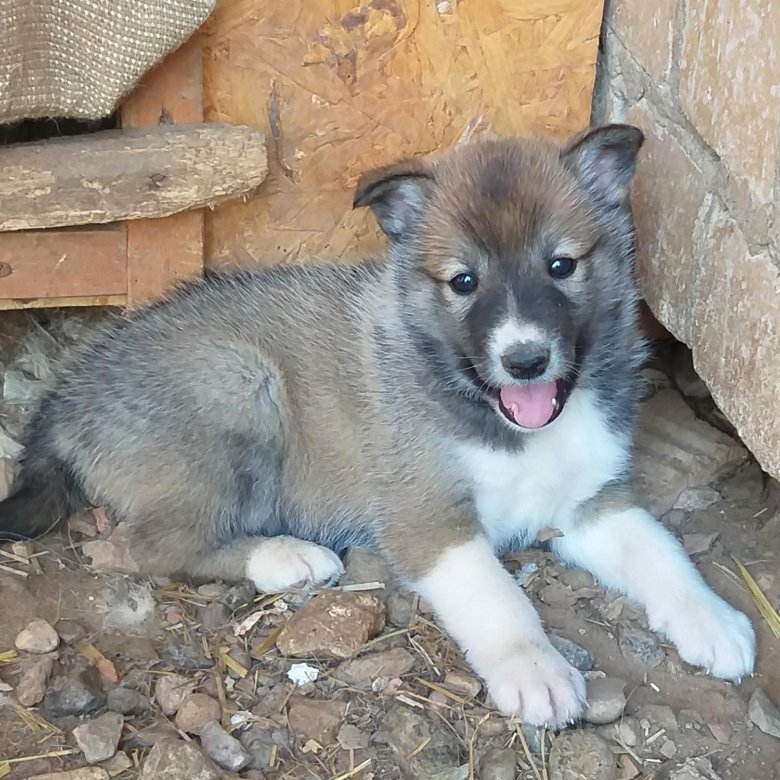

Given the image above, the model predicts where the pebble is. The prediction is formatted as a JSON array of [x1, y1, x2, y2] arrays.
[[668, 757, 721, 780], [43, 667, 106, 718], [140, 738, 222, 780], [123, 722, 180, 751], [479, 748, 516, 780], [220, 581, 257, 610], [197, 583, 228, 599], [154, 673, 196, 716], [72, 711, 124, 763], [748, 688, 780, 739], [550, 634, 595, 672], [3, 368, 40, 404], [199, 719, 252, 772], [198, 601, 232, 632], [616, 717, 640, 747], [515, 562, 539, 587], [160, 641, 214, 671], [15, 618, 60, 654], [379, 703, 460, 779], [101, 750, 133, 776], [682, 532, 718, 555], [673, 486, 721, 511], [28, 770, 109, 780], [15, 652, 56, 707], [277, 591, 386, 659], [107, 687, 150, 716], [334, 647, 416, 686], [174, 693, 221, 734], [81, 525, 139, 573], [618, 624, 665, 668], [707, 720, 732, 744], [520, 725, 552, 756], [429, 767, 469, 780], [549, 730, 616, 780], [287, 697, 347, 744], [584, 678, 627, 724], [341, 547, 390, 585], [443, 669, 481, 699], [659, 738, 678, 759], [337, 723, 370, 750], [386, 590, 414, 626], [239, 725, 277, 770]]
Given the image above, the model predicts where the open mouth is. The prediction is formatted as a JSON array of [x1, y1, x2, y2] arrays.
[[496, 379, 570, 429]]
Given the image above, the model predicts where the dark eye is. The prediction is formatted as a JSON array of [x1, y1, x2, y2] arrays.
[[449, 272, 479, 295], [548, 256, 578, 279]]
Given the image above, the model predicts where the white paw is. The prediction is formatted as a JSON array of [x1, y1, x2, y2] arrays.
[[245, 536, 345, 593], [650, 590, 755, 681], [479, 640, 587, 727]]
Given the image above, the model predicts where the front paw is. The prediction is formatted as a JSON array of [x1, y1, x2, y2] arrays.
[[478, 641, 587, 727], [651, 590, 755, 681]]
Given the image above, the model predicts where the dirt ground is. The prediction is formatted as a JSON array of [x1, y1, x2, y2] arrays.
[[0, 311, 778, 780]]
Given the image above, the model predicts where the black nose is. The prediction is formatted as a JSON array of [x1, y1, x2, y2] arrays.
[[501, 343, 550, 380]]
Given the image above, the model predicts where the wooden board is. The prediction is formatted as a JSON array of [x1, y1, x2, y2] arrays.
[[121, 34, 207, 306], [202, 0, 605, 267], [0, 227, 127, 302], [0, 124, 268, 231]]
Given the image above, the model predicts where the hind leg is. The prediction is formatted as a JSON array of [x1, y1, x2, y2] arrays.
[[190, 535, 345, 592]]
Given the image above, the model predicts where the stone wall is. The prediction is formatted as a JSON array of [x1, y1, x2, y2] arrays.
[[592, 0, 780, 479]]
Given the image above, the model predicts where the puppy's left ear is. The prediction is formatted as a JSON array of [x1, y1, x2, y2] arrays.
[[353, 157, 434, 242], [562, 124, 644, 207]]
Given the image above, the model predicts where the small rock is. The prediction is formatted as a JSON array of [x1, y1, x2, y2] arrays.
[[379, 703, 460, 779], [663, 509, 689, 528], [0, 425, 24, 459], [515, 561, 540, 587], [682, 532, 719, 555], [72, 711, 124, 763], [101, 750, 133, 777], [539, 581, 574, 608], [479, 748, 516, 780], [107, 687, 150, 716], [668, 757, 721, 780], [198, 601, 232, 632], [673, 487, 721, 511], [43, 667, 106, 717], [386, 590, 414, 626], [197, 583, 228, 599], [277, 591, 386, 659], [124, 722, 180, 751], [140, 738, 222, 780], [239, 725, 277, 770], [659, 738, 677, 759], [585, 678, 627, 724], [160, 641, 214, 671], [337, 723, 370, 750], [550, 635, 595, 672], [27, 770, 109, 780], [250, 683, 289, 719], [615, 754, 641, 780], [220, 580, 256, 610], [154, 673, 196, 716], [199, 719, 252, 772], [549, 730, 616, 780], [638, 704, 678, 737], [748, 688, 780, 739], [56, 619, 87, 645], [82, 525, 139, 573], [15, 652, 56, 706], [442, 669, 481, 699], [520, 725, 552, 756], [618, 624, 665, 668], [3, 368, 40, 404], [287, 697, 347, 744], [334, 647, 416, 686], [558, 567, 595, 590], [15, 618, 60, 654], [341, 547, 390, 585], [616, 717, 640, 747], [429, 767, 469, 780], [174, 693, 221, 734], [707, 720, 732, 744]]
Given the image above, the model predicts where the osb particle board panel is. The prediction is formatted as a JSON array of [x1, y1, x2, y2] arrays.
[[203, 0, 605, 267]]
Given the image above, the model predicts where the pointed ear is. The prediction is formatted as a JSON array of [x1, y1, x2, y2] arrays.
[[562, 124, 644, 207], [353, 157, 434, 241]]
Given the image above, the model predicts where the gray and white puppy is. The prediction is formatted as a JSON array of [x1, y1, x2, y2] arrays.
[[0, 125, 755, 726]]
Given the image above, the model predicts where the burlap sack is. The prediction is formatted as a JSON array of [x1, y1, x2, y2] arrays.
[[0, 0, 215, 123]]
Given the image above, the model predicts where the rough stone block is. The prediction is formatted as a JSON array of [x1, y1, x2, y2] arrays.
[[611, 0, 679, 81]]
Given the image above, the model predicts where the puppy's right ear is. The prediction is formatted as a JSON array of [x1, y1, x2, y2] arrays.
[[353, 157, 434, 242]]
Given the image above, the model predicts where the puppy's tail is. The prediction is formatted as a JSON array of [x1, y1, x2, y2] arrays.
[[0, 413, 84, 540]]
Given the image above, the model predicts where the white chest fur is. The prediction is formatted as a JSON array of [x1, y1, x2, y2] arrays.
[[455, 390, 629, 549]]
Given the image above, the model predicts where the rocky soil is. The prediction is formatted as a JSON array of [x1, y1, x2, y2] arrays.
[[0, 311, 778, 780]]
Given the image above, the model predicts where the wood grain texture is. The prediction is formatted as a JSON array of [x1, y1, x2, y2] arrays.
[[0, 227, 127, 301], [121, 33, 207, 306], [202, 0, 605, 267], [0, 124, 267, 231]]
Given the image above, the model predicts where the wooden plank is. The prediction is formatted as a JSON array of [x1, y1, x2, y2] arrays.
[[121, 33, 206, 306], [202, 0, 605, 267], [0, 295, 126, 311], [0, 124, 267, 231], [0, 227, 127, 301]]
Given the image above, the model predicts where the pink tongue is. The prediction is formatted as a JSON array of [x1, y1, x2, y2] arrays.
[[499, 381, 558, 428]]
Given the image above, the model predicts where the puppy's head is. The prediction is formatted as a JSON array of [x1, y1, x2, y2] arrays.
[[354, 125, 644, 431]]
